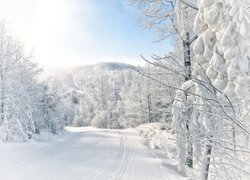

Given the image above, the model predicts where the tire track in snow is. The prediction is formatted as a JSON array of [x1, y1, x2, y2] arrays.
[[38, 132, 110, 180], [123, 135, 139, 180], [110, 131, 130, 180], [85, 130, 122, 180]]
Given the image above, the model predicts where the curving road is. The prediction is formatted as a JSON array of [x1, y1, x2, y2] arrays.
[[0, 127, 186, 180]]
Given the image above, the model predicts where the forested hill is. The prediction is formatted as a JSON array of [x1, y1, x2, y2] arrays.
[[45, 62, 136, 88], [72, 62, 137, 72], [45, 62, 175, 129]]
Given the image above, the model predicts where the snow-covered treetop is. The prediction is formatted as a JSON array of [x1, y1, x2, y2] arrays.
[[193, 0, 250, 98]]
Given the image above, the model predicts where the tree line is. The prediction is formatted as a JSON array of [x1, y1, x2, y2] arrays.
[[0, 21, 64, 142]]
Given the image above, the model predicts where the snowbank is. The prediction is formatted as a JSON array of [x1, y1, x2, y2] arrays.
[[137, 123, 177, 160], [137, 123, 198, 179]]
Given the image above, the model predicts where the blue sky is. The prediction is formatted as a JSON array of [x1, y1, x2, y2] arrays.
[[0, 0, 172, 68]]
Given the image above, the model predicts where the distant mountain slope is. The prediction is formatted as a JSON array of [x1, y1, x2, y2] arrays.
[[68, 62, 137, 73], [45, 62, 137, 88]]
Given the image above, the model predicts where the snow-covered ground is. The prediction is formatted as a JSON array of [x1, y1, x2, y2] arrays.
[[0, 127, 189, 180]]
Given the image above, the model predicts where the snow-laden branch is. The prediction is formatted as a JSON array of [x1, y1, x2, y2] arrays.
[[180, 0, 198, 10], [188, 34, 198, 45]]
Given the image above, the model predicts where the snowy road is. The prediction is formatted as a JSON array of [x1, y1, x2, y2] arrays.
[[0, 127, 186, 180]]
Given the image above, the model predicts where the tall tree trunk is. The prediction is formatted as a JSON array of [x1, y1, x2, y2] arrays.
[[183, 32, 191, 81], [183, 32, 193, 168], [185, 107, 193, 168], [201, 136, 213, 180], [147, 64, 152, 123]]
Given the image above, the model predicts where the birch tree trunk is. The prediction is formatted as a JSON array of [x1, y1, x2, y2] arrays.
[[183, 31, 193, 168]]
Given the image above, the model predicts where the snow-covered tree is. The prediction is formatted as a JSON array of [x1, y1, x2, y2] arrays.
[[0, 20, 43, 141], [172, 0, 250, 179], [191, 0, 250, 179]]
